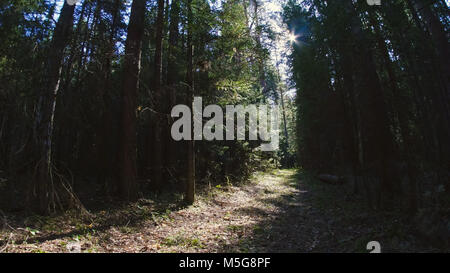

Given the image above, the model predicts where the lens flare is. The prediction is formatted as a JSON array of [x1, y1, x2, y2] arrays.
[[288, 32, 298, 43]]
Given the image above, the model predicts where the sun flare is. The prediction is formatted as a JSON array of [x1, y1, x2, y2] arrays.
[[288, 32, 298, 43]]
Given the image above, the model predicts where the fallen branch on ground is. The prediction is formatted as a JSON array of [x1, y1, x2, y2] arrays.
[[317, 174, 345, 185]]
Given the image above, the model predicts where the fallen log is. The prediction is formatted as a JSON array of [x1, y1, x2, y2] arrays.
[[317, 174, 345, 185]]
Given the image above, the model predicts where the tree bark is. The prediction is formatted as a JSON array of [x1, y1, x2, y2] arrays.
[[407, 0, 450, 191], [165, 0, 181, 176], [118, 0, 147, 201], [167, 0, 180, 88], [96, 0, 122, 188], [252, 0, 267, 95], [150, 0, 165, 190], [185, 0, 195, 205], [32, 1, 76, 214], [369, 12, 418, 211]]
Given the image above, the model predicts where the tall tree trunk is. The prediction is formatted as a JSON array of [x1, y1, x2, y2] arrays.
[[252, 0, 267, 95], [344, 0, 396, 209], [150, 0, 165, 190], [165, 0, 181, 175], [118, 0, 146, 201], [341, 48, 366, 201], [274, 52, 289, 147], [96, 0, 122, 189], [279, 87, 289, 146], [55, 0, 87, 169], [104, 0, 121, 171], [32, 1, 76, 214], [167, 0, 180, 88], [407, 0, 450, 191], [185, 0, 195, 205], [407, 0, 450, 127], [369, 12, 418, 211]]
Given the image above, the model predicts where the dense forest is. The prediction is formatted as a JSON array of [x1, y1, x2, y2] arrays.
[[0, 0, 291, 213], [286, 0, 449, 212], [0, 0, 449, 253]]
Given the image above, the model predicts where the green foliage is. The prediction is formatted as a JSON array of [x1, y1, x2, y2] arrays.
[[0, 0, 287, 212], [162, 233, 204, 248]]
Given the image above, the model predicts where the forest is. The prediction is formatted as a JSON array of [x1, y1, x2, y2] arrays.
[[0, 0, 449, 253]]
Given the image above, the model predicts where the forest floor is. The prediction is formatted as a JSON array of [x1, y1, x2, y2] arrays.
[[0, 169, 443, 253]]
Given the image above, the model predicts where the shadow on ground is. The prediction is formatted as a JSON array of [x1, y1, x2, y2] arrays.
[[219, 169, 443, 253], [0, 191, 187, 247]]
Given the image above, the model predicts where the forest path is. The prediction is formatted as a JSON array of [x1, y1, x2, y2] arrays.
[[98, 168, 331, 253], [3, 169, 320, 252], [1, 169, 426, 252]]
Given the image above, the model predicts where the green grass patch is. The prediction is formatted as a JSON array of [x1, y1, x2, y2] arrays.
[[162, 234, 204, 248]]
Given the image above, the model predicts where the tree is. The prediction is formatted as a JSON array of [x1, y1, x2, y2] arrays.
[[283, 0, 450, 211], [118, 0, 147, 201], [150, 0, 165, 190], [32, 1, 76, 214], [185, 0, 195, 205], [165, 0, 181, 175]]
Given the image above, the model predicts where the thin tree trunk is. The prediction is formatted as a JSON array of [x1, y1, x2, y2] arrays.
[[32, 2, 76, 214], [165, 0, 180, 175], [150, 0, 165, 190], [274, 52, 289, 146], [185, 0, 195, 205], [167, 0, 180, 88], [252, 0, 266, 95], [279, 87, 289, 146]]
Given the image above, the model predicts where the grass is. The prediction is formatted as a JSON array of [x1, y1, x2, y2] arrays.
[[162, 234, 204, 248], [227, 225, 245, 233]]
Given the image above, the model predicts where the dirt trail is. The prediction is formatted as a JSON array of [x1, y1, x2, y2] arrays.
[[0, 169, 439, 252]]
